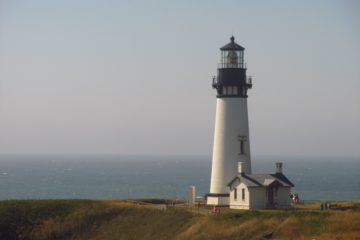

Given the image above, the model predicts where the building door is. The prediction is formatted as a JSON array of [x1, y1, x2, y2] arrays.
[[267, 187, 274, 207]]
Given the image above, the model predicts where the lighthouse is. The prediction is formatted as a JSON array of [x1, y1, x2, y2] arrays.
[[207, 36, 253, 206]]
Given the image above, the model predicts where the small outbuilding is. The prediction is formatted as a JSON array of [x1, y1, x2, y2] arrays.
[[228, 162, 294, 209]]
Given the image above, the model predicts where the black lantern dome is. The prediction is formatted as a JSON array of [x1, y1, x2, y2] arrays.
[[212, 36, 252, 98], [220, 36, 245, 51]]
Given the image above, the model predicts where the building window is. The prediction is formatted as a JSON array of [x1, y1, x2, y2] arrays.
[[238, 136, 247, 155], [242, 188, 245, 200], [234, 188, 237, 200]]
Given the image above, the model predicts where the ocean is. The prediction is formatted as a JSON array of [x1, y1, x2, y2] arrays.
[[0, 155, 359, 201]]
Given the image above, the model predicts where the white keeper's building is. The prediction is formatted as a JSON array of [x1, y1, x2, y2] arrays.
[[228, 162, 294, 209]]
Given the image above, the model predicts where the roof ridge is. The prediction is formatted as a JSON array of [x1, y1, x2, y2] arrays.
[[241, 173, 262, 186], [270, 173, 295, 187]]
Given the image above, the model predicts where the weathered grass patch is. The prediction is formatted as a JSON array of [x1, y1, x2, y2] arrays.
[[0, 200, 359, 240], [0, 200, 119, 240]]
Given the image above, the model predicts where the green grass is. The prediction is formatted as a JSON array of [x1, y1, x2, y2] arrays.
[[212, 208, 329, 222], [0, 200, 121, 240], [128, 198, 186, 204], [0, 200, 359, 240]]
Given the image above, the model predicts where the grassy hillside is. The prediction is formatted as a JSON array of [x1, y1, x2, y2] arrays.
[[0, 200, 359, 240]]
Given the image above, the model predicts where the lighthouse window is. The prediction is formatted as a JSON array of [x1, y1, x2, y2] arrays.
[[239, 51, 244, 67], [227, 50, 238, 67], [242, 188, 245, 200], [238, 136, 247, 155], [234, 188, 237, 200]]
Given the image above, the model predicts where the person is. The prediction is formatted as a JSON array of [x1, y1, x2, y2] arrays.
[[212, 206, 216, 213], [294, 193, 299, 204]]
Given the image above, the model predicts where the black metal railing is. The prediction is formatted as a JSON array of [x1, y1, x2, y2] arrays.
[[212, 75, 253, 88], [212, 76, 218, 88], [218, 62, 247, 69], [246, 76, 252, 85]]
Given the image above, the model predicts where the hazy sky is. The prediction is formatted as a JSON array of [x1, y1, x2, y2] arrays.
[[0, 0, 359, 157]]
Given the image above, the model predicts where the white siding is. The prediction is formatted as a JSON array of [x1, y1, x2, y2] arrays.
[[229, 182, 250, 209], [207, 196, 230, 206], [274, 187, 291, 208], [229, 181, 292, 210], [249, 187, 267, 209]]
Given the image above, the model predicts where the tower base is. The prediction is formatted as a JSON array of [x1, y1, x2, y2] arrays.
[[206, 193, 230, 206]]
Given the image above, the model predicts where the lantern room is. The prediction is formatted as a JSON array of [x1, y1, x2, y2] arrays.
[[212, 36, 252, 98], [219, 36, 245, 69]]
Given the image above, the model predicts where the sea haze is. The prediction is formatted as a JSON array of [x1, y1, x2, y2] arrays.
[[0, 155, 359, 201]]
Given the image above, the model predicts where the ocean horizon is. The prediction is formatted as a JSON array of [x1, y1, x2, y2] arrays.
[[1, 155, 359, 201]]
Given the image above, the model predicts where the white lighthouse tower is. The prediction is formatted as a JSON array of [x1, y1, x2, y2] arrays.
[[207, 36, 253, 206]]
